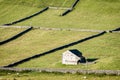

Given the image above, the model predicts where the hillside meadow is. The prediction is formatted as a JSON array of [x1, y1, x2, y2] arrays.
[[0, 0, 120, 30], [0, 28, 95, 66], [16, 32, 120, 70], [0, 27, 24, 41], [0, 0, 120, 79]]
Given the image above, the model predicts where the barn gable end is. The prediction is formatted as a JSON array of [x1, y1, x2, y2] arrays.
[[62, 49, 86, 65]]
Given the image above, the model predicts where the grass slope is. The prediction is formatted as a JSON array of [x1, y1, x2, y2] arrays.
[[16, 32, 120, 70], [15, 0, 120, 30], [0, 4, 42, 24], [0, 28, 24, 41], [0, 0, 120, 30], [0, 0, 119, 71], [0, 29, 95, 66], [0, 0, 74, 25], [0, 0, 74, 8]]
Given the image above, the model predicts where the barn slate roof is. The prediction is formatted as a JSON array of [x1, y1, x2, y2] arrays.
[[67, 49, 82, 57]]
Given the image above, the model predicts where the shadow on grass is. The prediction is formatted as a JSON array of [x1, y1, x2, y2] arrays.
[[86, 58, 98, 62]]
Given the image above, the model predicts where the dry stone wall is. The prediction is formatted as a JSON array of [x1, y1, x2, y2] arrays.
[[0, 27, 33, 45], [4, 7, 49, 26], [0, 67, 119, 75]]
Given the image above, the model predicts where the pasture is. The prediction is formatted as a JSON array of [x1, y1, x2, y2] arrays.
[[0, 0, 120, 30], [0, 0, 120, 79]]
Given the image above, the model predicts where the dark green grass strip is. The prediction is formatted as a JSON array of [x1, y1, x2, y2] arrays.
[[4, 7, 49, 26], [3, 31, 106, 67], [0, 27, 33, 45]]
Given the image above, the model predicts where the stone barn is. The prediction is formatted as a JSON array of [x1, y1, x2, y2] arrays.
[[62, 49, 86, 65]]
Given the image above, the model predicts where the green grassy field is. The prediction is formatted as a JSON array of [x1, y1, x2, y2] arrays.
[[0, 0, 74, 8], [0, 0, 120, 79], [0, 29, 95, 66], [44, 0, 75, 7], [0, 0, 74, 25], [0, 28, 24, 41], [0, 70, 120, 80], [16, 32, 120, 70], [0, 0, 120, 30], [16, 0, 120, 30], [0, 4, 41, 24]]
